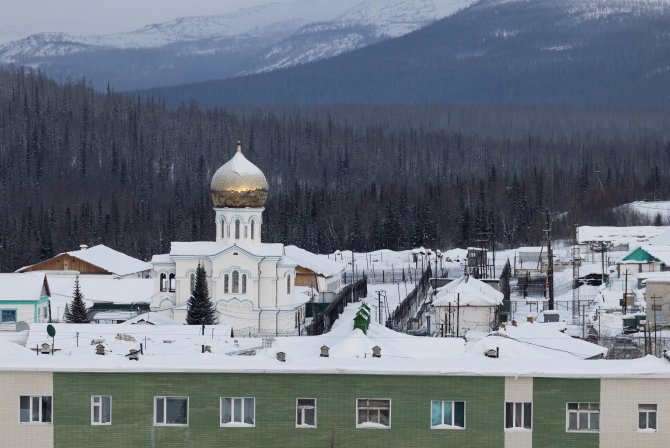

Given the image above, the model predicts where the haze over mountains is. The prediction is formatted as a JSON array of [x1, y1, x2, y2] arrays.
[[143, 0, 670, 109], [0, 0, 471, 90]]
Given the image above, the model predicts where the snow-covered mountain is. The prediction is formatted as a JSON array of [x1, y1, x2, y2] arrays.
[[0, 0, 475, 90]]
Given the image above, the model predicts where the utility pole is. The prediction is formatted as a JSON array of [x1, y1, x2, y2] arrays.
[[572, 224, 580, 325], [545, 209, 555, 310], [651, 295, 660, 357], [623, 272, 629, 315]]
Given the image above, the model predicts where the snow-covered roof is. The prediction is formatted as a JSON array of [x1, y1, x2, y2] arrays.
[[432, 276, 503, 307], [284, 245, 346, 277], [578, 226, 670, 246], [47, 275, 153, 305], [169, 241, 285, 258], [490, 322, 607, 360], [0, 273, 49, 301], [125, 312, 179, 325], [67, 244, 151, 276], [151, 253, 172, 264]]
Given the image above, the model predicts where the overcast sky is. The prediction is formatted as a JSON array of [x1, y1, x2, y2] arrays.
[[0, 0, 284, 44]]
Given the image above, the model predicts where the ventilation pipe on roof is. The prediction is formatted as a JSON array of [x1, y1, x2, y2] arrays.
[[79, 244, 88, 250], [276, 351, 286, 362]]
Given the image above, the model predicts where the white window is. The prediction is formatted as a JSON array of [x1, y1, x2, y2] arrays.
[[639, 404, 657, 432], [431, 400, 465, 429], [566, 402, 599, 432], [235, 219, 240, 239], [189, 273, 196, 293], [242, 274, 247, 294], [232, 270, 239, 294], [296, 398, 316, 428], [505, 402, 532, 430], [91, 396, 112, 425], [251, 220, 255, 240], [154, 397, 188, 426], [160, 273, 167, 292], [19, 395, 52, 423], [224, 274, 229, 294], [221, 397, 255, 427], [357, 399, 390, 429]]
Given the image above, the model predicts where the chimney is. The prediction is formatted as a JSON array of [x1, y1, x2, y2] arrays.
[[95, 343, 105, 355], [526, 315, 534, 324], [276, 351, 286, 362], [320, 345, 330, 357], [511, 319, 518, 327], [485, 347, 499, 358], [79, 244, 88, 250]]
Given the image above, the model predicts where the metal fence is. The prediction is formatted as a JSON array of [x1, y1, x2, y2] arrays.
[[387, 266, 432, 333], [305, 278, 368, 336]]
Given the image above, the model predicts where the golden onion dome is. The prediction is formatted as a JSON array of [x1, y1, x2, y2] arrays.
[[210, 142, 269, 208]]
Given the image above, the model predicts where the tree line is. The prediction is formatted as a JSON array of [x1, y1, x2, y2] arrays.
[[1, 68, 670, 272]]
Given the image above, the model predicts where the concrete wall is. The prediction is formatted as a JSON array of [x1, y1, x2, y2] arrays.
[[505, 377, 533, 448], [0, 371, 53, 448], [433, 305, 497, 335], [600, 378, 670, 448], [645, 281, 670, 327]]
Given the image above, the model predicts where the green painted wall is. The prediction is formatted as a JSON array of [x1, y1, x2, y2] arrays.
[[532, 378, 600, 448], [53, 372, 504, 448]]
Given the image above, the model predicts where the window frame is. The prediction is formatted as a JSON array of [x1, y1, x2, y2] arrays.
[[235, 219, 240, 239], [287, 275, 291, 294], [153, 396, 189, 427], [566, 402, 600, 432], [232, 270, 240, 294], [242, 274, 247, 294], [159, 273, 167, 292], [1, 308, 17, 323], [224, 274, 229, 294], [431, 400, 466, 430], [638, 403, 657, 432], [296, 398, 317, 429], [189, 273, 195, 293], [505, 401, 532, 431], [168, 273, 176, 293], [220, 397, 255, 427], [91, 395, 112, 426], [250, 220, 255, 240], [356, 398, 391, 429], [19, 395, 52, 424]]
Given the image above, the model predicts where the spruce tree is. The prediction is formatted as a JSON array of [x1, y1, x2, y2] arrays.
[[67, 275, 91, 323], [186, 263, 218, 325]]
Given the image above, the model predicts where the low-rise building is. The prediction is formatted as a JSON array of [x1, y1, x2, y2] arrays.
[[0, 273, 51, 330]]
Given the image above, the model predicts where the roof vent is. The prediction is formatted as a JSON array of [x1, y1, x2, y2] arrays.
[[526, 315, 534, 324], [96, 343, 106, 355], [126, 349, 140, 361], [320, 345, 330, 357], [372, 346, 381, 358], [511, 319, 518, 327], [40, 343, 51, 354], [79, 244, 88, 250], [485, 347, 500, 358], [276, 351, 286, 362]]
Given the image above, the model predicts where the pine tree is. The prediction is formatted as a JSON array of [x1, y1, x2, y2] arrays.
[[62, 303, 72, 323], [186, 263, 218, 325], [66, 275, 91, 323]]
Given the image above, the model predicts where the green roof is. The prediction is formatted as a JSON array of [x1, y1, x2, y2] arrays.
[[622, 247, 659, 263]]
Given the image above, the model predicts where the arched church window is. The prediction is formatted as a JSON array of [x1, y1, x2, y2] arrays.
[[235, 219, 240, 239], [190, 273, 196, 293], [160, 273, 167, 292], [232, 270, 240, 294], [224, 274, 229, 294], [287, 275, 291, 294], [242, 274, 247, 294], [169, 273, 176, 292], [250, 220, 255, 240], [221, 219, 226, 238]]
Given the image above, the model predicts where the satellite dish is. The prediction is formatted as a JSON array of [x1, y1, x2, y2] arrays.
[[15, 321, 29, 332], [47, 324, 56, 337]]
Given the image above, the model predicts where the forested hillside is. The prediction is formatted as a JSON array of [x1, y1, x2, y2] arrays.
[[1, 68, 670, 271]]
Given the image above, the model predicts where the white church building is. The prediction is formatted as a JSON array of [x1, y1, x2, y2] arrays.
[[150, 142, 305, 335]]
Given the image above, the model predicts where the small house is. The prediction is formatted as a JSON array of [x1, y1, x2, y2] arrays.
[[0, 273, 51, 330], [617, 246, 670, 276]]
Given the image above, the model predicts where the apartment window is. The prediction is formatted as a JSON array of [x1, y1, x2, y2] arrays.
[[221, 397, 255, 427], [168, 273, 176, 292], [296, 398, 316, 428], [159, 273, 167, 292], [639, 404, 657, 431], [91, 396, 112, 425], [431, 400, 465, 429], [505, 402, 532, 430], [242, 274, 247, 294], [19, 396, 52, 423], [224, 274, 229, 294], [1, 309, 17, 323], [232, 270, 240, 294], [357, 399, 390, 428], [567, 403, 599, 432], [154, 397, 188, 426]]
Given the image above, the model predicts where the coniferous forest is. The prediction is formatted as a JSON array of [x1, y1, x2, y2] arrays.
[[2, 68, 670, 271]]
